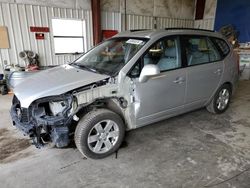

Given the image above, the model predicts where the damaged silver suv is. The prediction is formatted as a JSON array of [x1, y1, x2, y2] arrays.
[[11, 28, 239, 159]]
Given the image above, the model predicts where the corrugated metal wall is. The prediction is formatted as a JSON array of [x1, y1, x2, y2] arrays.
[[194, 19, 215, 30], [122, 14, 154, 30], [120, 14, 194, 31], [101, 11, 121, 31], [0, 3, 199, 70], [156, 17, 194, 29], [0, 2, 93, 68]]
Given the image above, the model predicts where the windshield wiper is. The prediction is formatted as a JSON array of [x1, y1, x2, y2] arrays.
[[73, 63, 99, 73]]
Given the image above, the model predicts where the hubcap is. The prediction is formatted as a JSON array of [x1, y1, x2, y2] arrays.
[[87, 120, 119, 154], [216, 88, 230, 110]]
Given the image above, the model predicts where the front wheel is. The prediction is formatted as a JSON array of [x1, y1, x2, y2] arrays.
[[206, 84, 231, 114], [74, 108, 125, 159]]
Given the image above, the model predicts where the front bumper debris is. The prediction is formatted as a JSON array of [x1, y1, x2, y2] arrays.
[[10, 96, 71, 148], [10, 104, 34, 136]]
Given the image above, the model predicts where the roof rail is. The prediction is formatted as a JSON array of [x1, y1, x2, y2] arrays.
[[164, 27, 215, 32], [129, 29, 149, 32]]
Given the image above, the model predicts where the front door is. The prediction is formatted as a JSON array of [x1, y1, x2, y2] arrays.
[[130, 36, 186, 127]]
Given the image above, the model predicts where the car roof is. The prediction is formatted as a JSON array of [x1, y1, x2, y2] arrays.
[[114, 28, 224, 39]]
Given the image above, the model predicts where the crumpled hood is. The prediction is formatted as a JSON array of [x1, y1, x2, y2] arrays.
[[14, 64, 110, 108]]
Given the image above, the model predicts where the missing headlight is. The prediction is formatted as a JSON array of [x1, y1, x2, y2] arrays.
[[49, 101, 67, 116]]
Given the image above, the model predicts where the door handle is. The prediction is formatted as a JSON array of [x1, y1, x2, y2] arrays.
[[173, 77, 185, 84], [214, 69, 222, 74]]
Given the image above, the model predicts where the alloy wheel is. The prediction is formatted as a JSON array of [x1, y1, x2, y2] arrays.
[[87, 120, 119, 154], [216, 88, 230, 110]]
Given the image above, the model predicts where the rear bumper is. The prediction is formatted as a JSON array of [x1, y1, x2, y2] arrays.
[[231, 70, 239, 96]]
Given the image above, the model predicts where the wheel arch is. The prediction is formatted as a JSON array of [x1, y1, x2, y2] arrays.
[[74, 107, 126, 159], [206, 81, 232, 114], [75, 97, 126, 125], [222, 81, 233, 93], [206, 81, 233, 107]]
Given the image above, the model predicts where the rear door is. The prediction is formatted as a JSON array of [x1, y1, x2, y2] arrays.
[[182, 35, 224, 108]]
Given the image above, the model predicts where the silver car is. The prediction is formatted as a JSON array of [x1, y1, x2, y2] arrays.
[[10, 28, 239, 159]]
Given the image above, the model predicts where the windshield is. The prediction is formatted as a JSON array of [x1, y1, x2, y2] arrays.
[[72, 38, 147, 76]]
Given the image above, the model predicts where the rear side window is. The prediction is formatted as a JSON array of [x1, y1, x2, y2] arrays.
[[183, 37, 209, 66], [207, 39, 222, 62], [183, 36, 222, 66], [211, 38, 230, 57]]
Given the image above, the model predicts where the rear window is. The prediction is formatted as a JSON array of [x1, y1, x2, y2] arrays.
[[211, 37, 230, 57]]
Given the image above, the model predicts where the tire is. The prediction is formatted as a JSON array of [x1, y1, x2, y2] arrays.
[[206, 84, 231, 114], [74, 108, 125, 159], [0, 85, 8, 95]]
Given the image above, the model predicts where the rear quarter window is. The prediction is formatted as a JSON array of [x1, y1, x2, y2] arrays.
[[211, 37, 230, 57]]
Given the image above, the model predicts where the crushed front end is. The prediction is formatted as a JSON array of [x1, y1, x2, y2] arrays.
[[10, 94, 76, 148]]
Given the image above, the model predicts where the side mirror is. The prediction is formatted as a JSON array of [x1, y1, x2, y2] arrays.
[[139, 64, 160, 83]]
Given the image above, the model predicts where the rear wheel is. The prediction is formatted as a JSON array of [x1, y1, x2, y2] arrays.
[[206, 84, 231, 114], [74, 108, 125, 159]]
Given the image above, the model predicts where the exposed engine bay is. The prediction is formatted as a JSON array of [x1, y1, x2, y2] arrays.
[[10, 78, 129, 148]]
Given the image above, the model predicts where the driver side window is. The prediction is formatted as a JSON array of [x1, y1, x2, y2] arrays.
[[129, 36, 180, 77], [144, 37, 180, 72]]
